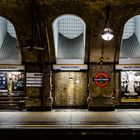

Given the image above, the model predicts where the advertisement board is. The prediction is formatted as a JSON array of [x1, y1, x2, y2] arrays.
[[121, 71, 140, 102], [11, 72, 25, 92]]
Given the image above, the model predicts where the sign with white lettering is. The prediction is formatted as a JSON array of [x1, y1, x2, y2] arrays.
[[93, 72, 110, 87]]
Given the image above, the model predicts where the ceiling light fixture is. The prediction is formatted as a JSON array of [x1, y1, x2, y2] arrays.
[[101, 6, 114, 41]]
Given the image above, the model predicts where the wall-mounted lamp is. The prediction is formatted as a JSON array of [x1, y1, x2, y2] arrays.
[[69, 77, 73, 80], [101, 6, 114, 41], [100, 57, 104, 65]]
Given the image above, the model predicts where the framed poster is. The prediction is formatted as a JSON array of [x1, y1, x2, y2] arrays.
[[121, 71, 140, 102], [12, 72, 25, 92]]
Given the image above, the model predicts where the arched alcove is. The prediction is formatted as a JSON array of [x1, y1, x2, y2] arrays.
[[0, 16, 21, 64], [119, 15, 140, 64], [52, 14, 86, 64]]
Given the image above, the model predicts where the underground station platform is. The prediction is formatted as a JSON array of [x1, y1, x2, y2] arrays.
[[0, 109, 140, 138]]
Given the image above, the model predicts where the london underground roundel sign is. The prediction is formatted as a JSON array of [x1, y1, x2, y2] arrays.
[[93, 72, 110, 87]]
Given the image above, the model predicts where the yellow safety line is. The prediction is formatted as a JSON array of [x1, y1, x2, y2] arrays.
[[1, 124, 140, 128]]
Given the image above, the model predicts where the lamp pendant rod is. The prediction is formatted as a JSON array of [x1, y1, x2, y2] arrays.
[[31, 1, 35, 48], [104, 5, 111, 29]]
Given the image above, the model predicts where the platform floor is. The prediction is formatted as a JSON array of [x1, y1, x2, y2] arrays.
[[1, 109, 140, 137], [0, 109, 140, 128]]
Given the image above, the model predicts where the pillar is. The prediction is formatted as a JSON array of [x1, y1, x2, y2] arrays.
[[87, 64, 115, 111]]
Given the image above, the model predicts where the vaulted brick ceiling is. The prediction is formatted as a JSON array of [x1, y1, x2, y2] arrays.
[[0, 0, 140, 64]]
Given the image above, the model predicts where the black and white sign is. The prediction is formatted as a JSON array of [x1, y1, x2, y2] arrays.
[[121, 71, 140, 102], [26, 73, 43, 87]]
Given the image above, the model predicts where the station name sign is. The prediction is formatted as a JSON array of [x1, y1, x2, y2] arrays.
[[115, 65, 140, 70], [0, 65, 25, 71], [53, 64, 88, 71], [93, 72, 110, 87]]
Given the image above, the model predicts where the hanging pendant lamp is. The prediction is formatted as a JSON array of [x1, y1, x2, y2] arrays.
[[101, 6, 114, 41]]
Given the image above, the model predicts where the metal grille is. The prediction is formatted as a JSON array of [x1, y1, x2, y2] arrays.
[[120, 16, 140, 62], [53, 15, 86, 64], [7, 20, 17, 39], [58, 15, 84, 39], [122, 17, 135, 39]]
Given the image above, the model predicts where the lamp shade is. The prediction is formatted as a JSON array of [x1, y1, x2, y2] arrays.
[[101, 28, 114, 41]]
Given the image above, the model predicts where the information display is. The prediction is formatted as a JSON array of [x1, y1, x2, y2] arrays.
[[0, 72, 7, 90]]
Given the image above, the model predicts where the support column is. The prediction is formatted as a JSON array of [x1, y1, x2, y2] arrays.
[[87, 64, 115, 111], [42, 65, 53, 111]]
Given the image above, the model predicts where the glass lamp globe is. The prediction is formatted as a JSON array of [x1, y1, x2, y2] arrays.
[[101, 28, 114, 41]]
